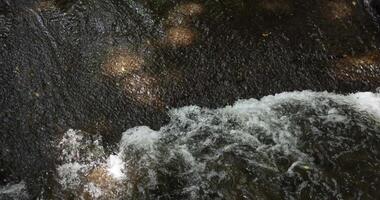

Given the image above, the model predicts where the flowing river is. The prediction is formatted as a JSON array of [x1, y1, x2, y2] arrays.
[[3, 91, 379, 199], [1, 0, 380, 199]]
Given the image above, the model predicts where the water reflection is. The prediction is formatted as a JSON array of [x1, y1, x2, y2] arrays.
[[175, 2, 204, 17], [35, 0, 58, 11], [325, 0, 353, 20], [163, 2, 203, 47], [102, 49, 145, 77], [122, 74, 164, 109], [165, 26, 196, 47], [333, 51, 380, 81], [259, 0, 292, 14]]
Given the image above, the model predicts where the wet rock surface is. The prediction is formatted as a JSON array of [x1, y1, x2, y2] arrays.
[[1, 0, 380, 198]]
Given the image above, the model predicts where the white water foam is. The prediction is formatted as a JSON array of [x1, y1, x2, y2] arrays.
[[55, 91, 380, 199], [107, 154, 126, 181], [120, 126, 160, 152], [0, 181, 28, 200], [56, 129, 127, 199], [350, 92, 380, 120]]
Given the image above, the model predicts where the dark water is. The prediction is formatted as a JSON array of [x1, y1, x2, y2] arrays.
[[1, 0, 380, 199]]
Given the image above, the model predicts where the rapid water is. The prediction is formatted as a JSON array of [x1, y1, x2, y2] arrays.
[[0, 181, 28, 200], [4, 91, 376, 199], [1, 0, 380, 199]]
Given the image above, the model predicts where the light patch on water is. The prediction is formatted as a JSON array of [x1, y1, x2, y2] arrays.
[[165, 26, 196, 47], [176, 3, 204, 16], [102, 49, 145, 77], [259, 0, 293, 14], [332, 51, 380, 82], [325, 0, 353, 20], [121, 74, 164, 108], [166, 2, 204, 26], [164, 2, 202, 48], [35, 0, 58, 11]]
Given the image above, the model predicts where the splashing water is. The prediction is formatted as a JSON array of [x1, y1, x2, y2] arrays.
[[55, 91, 380, 199], [0, 181, 29, 200]]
